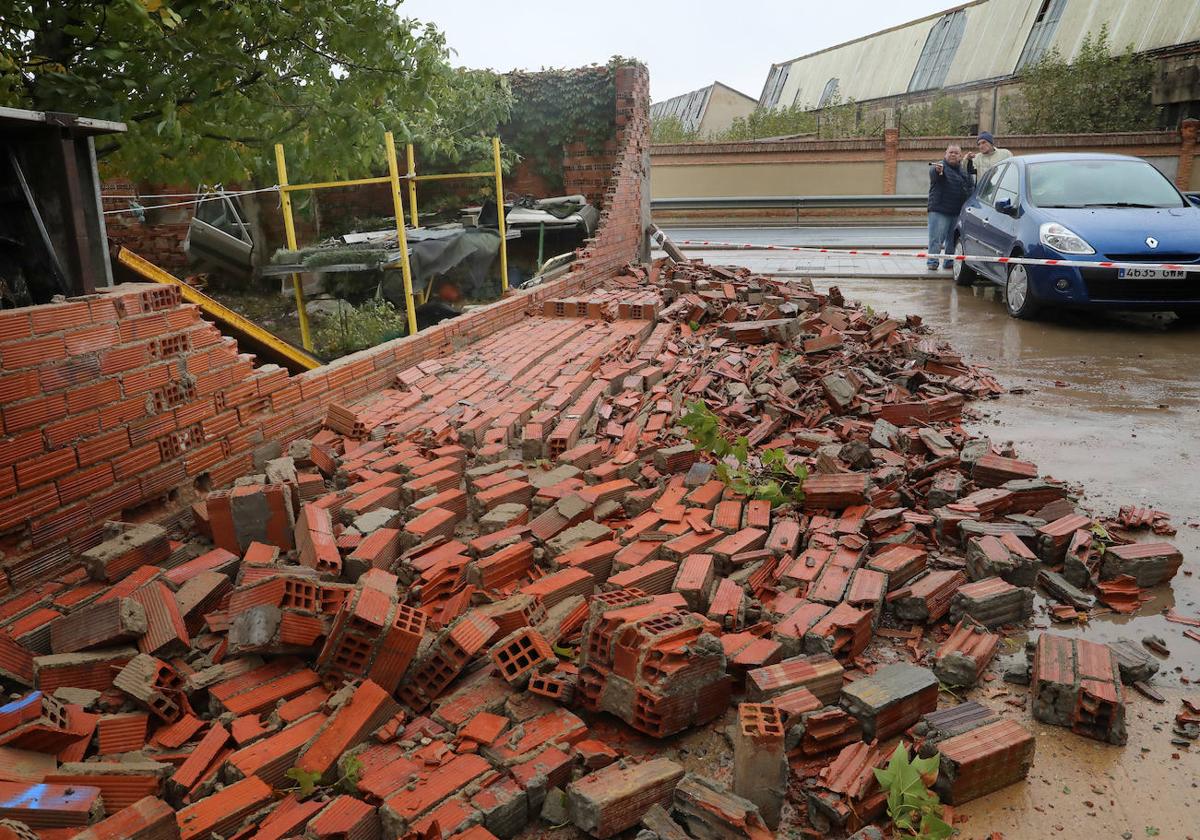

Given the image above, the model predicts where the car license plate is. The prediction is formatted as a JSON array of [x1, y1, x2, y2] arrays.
[[1118, 267, 1186, 279]]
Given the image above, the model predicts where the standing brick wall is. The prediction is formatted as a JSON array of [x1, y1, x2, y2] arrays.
[[0, 62, 650, 591]]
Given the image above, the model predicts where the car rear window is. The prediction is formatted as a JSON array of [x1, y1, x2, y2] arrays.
[[1027, 159, 1186, 208]]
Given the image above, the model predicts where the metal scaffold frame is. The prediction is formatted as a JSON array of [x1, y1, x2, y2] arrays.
[[274, 133, 508, 349]]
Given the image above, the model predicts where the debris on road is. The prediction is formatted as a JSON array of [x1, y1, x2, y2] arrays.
[[0, 259, 1188, 838]]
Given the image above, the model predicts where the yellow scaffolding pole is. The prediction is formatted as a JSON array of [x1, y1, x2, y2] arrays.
[[115, 247, 321, 372], [385, 131, 419, 337], [492, 136, 508, 293], [273, 143, 314, 351], [279, 175, 390, 193], [271, 136, 508, 337], [405, 143, 419, 228]]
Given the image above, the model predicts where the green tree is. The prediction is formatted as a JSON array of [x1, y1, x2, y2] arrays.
[[0, 0, 512, 183], [898, 95, 975, 137], [651, 114, 698, 144], [1004, 24, 1157, 134], [718, 93, 884, 142]]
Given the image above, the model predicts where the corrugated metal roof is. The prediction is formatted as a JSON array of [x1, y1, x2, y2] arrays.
[[768, 0, 1200, 109], [651, 86, 713, 132]]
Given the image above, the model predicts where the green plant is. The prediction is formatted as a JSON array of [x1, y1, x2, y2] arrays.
[[500, 60, 629, 191], [651, 115, 699, 144], [314, 298, 409, 359], [898, 95, 976, 137], [284, 754, 364, 798], [873, 744, 954, 840], [718, 91, 884, 142], [678, 400, 806, 507], [1004, 25, 1157, 134], [284, 767, 323, 797], [339, 754, 364, 794]]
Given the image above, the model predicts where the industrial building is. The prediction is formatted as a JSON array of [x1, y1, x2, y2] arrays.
[[758, 0, 1200, 131], [650, 81, 758, 138]]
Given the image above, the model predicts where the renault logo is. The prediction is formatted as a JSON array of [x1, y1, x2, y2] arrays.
[[1146, 236, 1159, 248]]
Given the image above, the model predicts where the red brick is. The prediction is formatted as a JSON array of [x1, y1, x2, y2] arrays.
[[0, 310, 32, 343], [295, 679, 401, 782], [0, 334, 67, 369], [44, 412, 101, 450], [30, 300, 92, 334], [99, 343, 152, 375], [0, 430, 43, 467], [3, 393, 67, 433], [77, 427, 132, 466], [99, 396, 149, 430], [64, 322, 120, 355], [0, 483, 59, 531], [0, 370, 38, 405], [58, 462, 115, 504], [113, 442, 162, 480], [15, 447, 77, 490], [65, 379, 122, 415]]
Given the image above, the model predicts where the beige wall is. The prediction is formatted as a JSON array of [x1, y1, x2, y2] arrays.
[[651, 128, 1191, 201], [698, 86, 757, 138], [651, 161, 884, 198]]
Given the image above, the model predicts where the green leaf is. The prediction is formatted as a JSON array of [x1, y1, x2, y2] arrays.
[[285, 766, 323, 797], [920, 811, 955, 840], [732, 436, 749, 465]]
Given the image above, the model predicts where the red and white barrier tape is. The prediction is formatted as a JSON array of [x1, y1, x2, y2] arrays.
[[670, 239, 1200, 274]]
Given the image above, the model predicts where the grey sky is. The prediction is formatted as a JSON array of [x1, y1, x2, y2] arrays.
[[398, 0, 954, 103]]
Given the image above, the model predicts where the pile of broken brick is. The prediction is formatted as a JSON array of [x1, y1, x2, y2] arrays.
[[0, 260, 1189, 840]]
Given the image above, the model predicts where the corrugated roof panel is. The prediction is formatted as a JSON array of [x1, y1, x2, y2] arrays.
[[766, 0, 1200, 108]]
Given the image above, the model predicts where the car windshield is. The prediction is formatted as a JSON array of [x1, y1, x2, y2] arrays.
[[1027, 159, 1186, 209]]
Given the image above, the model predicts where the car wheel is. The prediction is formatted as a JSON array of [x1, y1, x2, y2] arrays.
[[1004, 263, 1041, 319], [952, 238, 976, 286]]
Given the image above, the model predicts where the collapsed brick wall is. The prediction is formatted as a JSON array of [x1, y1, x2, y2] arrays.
[[0, 62, 650, 591]]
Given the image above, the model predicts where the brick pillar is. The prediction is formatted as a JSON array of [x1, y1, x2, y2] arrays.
[[882, 127, 900, 195], [1177, 118, 1198, 191]]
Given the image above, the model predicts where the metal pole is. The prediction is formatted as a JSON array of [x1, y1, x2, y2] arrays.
[[492, 136, 509, 294], [273, 143, 313, 350], [405, 143, 419, 228], [385, 131, 419, 337], [537, 222, 545, 273]]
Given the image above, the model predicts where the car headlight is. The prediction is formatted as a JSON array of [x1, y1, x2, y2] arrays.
[[1039, 222, 1094, 255]]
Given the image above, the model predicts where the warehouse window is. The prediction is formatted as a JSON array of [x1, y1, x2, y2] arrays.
[[818, 77, 840, 107], [908, 9, 967, 92], [1017, 0, 1068, 70], [761, 65, 791, 109]]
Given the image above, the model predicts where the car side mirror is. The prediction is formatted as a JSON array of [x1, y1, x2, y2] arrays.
[[1187, 193, 1200, 208], [995, 198, 1018, 217]]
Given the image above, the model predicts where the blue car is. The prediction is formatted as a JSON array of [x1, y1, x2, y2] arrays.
[[951, 152, 1200, 319]]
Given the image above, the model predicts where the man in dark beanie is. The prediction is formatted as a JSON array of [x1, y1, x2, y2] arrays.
[[967, 131, 1012, 177]]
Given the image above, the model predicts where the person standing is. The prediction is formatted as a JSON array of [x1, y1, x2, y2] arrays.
[[926, 144, 972, 271], [967, 131, 1012, 178]]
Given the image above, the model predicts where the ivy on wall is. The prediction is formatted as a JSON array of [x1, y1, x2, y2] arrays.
[[501, 59, 627, 192]]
